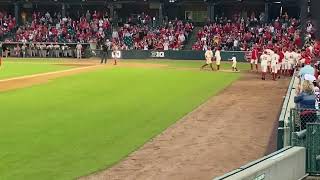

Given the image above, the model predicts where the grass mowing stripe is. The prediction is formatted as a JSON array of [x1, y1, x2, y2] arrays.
[[0, 66, 240, 180], [123, 60, 250, 70]]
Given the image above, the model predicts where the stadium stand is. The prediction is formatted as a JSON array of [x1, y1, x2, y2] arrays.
[[0, 11, 16, 41], [111, 19, 193, 50], [4, 11, 111, 43], [192, 16, 301, 51]]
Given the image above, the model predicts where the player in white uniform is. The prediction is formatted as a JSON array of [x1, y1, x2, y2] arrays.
[[288, 49, 296, 76], [260, 51, 270, 80], [265, 49, 274, 73], [201, 47, 214, 71], [76, 43, 82, 59], [111, 45, 121, 65], [229, 54, 238, 72], [271, 52, 280, 80], [293, 50, 302, 68], [284, 49, 292, 76], [214, 47, 221, 71]]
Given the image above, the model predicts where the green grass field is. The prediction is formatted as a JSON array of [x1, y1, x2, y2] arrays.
[[0, 59, 247, 180]]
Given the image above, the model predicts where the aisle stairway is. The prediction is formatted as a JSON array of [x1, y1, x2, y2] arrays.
[[184, 26, 202, 50]]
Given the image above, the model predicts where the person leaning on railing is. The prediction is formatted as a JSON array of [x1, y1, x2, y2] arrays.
[[295, 79, 316, 109], [295, 79, 317, 130]]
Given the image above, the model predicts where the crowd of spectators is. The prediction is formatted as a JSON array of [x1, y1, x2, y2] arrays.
[[109, 17, 193, 50], [2, 11, 193, 51], [0, 11, 16, 41], [293, 39, 320, 130], [4, 10, 111, 43], [192, 12, 303, 52]]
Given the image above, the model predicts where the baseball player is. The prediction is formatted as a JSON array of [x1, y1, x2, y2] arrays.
[[250, 46, 259, 71], [111, 45, 120, 65], [271, 51, 280, 80], [288, 49, 296, 76], [215, 47, 221, 71], [284, 48, 291, 76], [21, 43, 27, 58], [293, 49, 302, 68], [54, 43, 60, 58], [278, 49, 284, 77], [265, 49, 274, 73], [260, 50, 270, 80], [229, 54, 238, 72], [76, 43, 82, 59], [201, 47, 214, 71]]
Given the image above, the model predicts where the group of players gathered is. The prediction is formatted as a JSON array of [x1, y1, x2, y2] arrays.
[[253, 45, 312, 81], [201, 44, 314, 81]]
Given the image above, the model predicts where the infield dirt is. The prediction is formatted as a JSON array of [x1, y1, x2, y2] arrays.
[[80, 72, 289, 180]]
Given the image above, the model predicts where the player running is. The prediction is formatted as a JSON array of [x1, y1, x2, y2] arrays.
[[201, 47, 214, 71]]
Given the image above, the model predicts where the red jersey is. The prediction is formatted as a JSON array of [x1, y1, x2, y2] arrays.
[[251, 49, 259, 59], [279, 51, 284, 63]]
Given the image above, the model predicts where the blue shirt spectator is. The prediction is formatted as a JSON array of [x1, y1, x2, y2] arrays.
[[294, 80, 316, 109]]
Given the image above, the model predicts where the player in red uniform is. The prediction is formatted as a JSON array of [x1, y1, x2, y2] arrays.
[[278, 49, 284, 76], [250, 46, 259, 71]]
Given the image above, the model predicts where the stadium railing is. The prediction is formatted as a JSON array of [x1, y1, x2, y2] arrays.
[[277, 74, 299, 150], [288, 108, 320, 175], [1, 42, 91, 58], [2, 42, 250, 61]]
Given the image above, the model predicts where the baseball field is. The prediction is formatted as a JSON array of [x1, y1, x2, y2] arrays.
[[0, 59, 289, 180]]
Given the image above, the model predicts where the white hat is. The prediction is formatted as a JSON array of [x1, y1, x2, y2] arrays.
[[304, 74, 316, 82]]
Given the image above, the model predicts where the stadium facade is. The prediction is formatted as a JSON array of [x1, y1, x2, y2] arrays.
[[0, 0, 301, 25]]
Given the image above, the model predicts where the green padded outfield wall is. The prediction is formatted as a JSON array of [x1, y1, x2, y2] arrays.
[[112, 50, 248, 61]]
